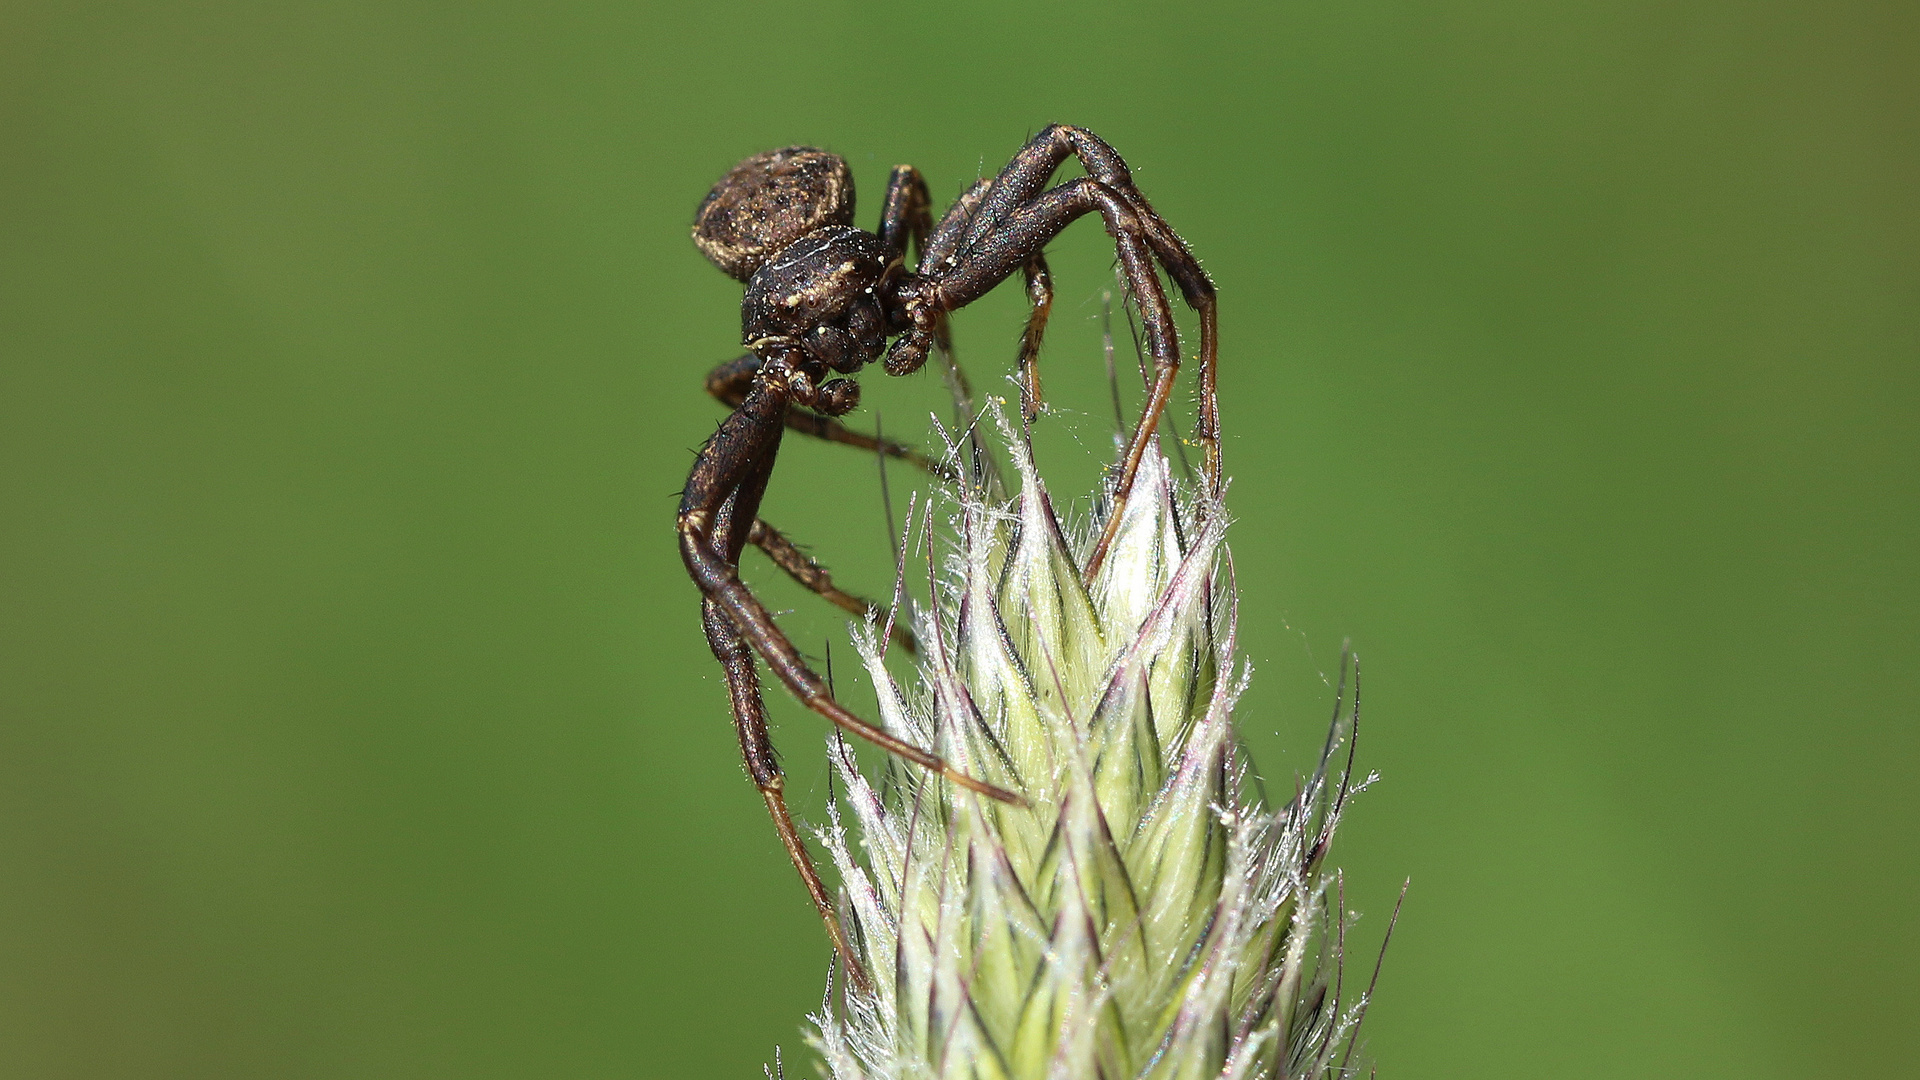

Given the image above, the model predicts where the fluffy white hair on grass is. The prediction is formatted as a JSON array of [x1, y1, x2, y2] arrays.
[[795, 409, 1390, 1080]]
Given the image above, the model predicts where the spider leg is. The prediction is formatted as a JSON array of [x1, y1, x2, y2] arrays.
[[679, 398, 867, 987], [923, 177, 991, 269], [681, 377, 1023, 989], [895, 176, 1193, 573], [701, 594, 870, 993], [706, 355, 943, 640], [679, 369, 1026, 800], [880, 173, 1005, 486], [889, 179, 1153, 377], [1016, 254, 1054, 426], [747, 517, 918, 655], [707, 353, 953, 480], [876, 165, 932, 263], [950, 126, 1221, 563], [965, 125, 1214, 319]]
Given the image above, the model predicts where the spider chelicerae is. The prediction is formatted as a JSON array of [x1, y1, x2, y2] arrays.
[[677, 125, 1218, 989]]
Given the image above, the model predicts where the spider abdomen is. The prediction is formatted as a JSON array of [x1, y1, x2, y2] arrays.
[[692, 147, 855, 281]]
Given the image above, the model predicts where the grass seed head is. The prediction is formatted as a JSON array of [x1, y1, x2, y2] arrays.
[[803, 411, 1378, 1080]]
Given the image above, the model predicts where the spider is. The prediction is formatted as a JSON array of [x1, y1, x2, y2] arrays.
[[677, 125, 1217, 988]]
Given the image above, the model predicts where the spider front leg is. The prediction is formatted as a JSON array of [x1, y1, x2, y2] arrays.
[[876, 164, 933, 262], [924, 178, 991, 268], [1016, 254, 1053, 427], [961, 124, 1216, 336], [889, 175, 1200, 576], [678, 391, 870, 987], [881, 171, 1004, 485], [678, 364, 1026, 985], [707, 353, 951, 479], [681, 372, 1020, 807], [706, 355, 929, 651], [945, 126, 1221, 568], [920, 179, 1055, 431]]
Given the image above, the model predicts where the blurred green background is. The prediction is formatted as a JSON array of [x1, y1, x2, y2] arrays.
[[3, 1, 1914, 1076]]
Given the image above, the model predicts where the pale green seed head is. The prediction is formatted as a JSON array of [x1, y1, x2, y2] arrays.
[[803, 411, 1377, 1080]]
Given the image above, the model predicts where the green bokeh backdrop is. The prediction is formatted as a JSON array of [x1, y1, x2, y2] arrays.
[[3, 2, 1914, 1077]]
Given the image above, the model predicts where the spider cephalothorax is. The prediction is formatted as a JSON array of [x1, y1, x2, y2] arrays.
[[741, 227, 893, 379], [695, 148, 890, 394], [676, 126, 1219, 990]]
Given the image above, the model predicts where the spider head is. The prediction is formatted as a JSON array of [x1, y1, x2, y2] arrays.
[[740, 226, 893, 376]]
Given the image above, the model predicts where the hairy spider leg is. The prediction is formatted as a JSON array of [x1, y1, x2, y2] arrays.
[[684, 395, 866, 980], [706, 353, 950, 478], [681, 376, 1023, 807], [945, 125, 1220, 574], [746, 518, 917, 656], [679, 369, 1028, 988], [876, 164, 933, 262], [924, 178, 1057, 437], [707, 350, 938, 652], [958, 125, 1216, 342], [887, 172, 1005, 487], [920, 177, 996, 421], [923, 177, 991, 267], [900, 177, 1193, 570], [699, 595, 869, 992], [1016, 254, 1054, 427]]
